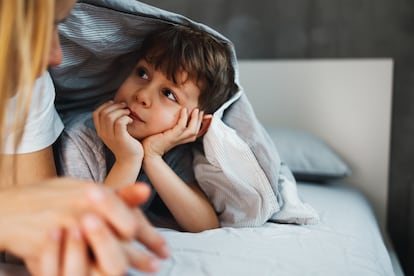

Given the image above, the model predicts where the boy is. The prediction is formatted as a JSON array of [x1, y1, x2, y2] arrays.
[[58, 24, 238, 233]]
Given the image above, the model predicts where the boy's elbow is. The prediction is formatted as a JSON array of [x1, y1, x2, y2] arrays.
[[188, 217, 220, 233]]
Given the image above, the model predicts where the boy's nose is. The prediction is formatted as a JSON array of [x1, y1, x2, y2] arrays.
[[135, 88, 151, 107]]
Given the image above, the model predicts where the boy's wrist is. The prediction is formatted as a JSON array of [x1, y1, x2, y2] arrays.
[[114, 155, 142, 169], [143, 154, 163, 168], [114, 151, 143, 163]]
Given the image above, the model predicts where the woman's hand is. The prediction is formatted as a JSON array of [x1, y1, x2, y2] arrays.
[[142, 108, 204, 158], [0, 178, 169, 275]]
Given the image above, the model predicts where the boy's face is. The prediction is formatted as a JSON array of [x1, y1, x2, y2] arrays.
[[114, 60, 201, 140]]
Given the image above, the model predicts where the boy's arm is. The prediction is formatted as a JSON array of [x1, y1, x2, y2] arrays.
[[141, 108, 218, 232], [104, 156, 142, 188], [143, 154, 219, 232], [93, 101, 144, 189]]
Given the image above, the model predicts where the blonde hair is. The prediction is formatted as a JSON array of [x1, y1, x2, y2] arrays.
[[0, 0, 54, 165]]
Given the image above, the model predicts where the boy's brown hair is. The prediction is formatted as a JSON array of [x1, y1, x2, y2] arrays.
[[138, 24, 239, 114]]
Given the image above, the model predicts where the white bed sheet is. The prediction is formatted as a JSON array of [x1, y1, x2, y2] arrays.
[[130, 182, 395, 276], [0, 183, 394, 276]]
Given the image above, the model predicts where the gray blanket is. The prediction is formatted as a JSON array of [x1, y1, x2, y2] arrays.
[[51, 0, 318, 227]]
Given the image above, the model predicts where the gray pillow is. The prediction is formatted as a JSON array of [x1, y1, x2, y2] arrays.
[[266, 127, 351, 182]]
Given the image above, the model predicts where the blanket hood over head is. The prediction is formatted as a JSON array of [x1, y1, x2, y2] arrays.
[[51, 0, 318, 227]]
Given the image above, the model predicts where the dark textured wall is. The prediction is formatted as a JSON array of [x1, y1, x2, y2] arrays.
[[140, 0, 414, 274]]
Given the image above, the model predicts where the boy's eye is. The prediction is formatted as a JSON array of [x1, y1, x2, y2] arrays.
[[136, 67, 148, 79], [162, 88, 177, 102]]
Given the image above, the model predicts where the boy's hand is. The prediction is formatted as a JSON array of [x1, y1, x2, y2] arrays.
[[93, 101, 144, 163], [142, 108, 204, 158]]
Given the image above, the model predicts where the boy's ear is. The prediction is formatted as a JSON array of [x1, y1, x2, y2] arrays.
[[197, 114, 213, 138]]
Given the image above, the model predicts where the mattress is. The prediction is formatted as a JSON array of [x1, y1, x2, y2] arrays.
[[129, 182, 395, 276], [0, 182, 394, 275]]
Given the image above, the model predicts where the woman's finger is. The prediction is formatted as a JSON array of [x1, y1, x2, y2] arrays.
[[38, 228, 62, 276], [81, 214, 128, 276], [86, 187, 139, 238], [117, 182, 151, 207], [132, 209, 170, 259], [61, 226, 88, 276], [123, 241, 161, 273]]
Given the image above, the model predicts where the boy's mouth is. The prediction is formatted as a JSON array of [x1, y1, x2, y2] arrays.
[[128, 108, 143, 122]]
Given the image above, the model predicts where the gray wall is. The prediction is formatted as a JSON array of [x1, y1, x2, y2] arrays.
[[140, 0, 414, 274]]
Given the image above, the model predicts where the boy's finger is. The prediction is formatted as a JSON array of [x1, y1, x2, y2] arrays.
[[176, 108, 188, 128], [93, 101, 114, 115], [187, 108, 200, 131]]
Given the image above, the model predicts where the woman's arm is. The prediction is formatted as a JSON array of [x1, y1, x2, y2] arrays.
[[143, 155, 219, 232], [0, 146, 56, 188], [1, 72, 63, 189]]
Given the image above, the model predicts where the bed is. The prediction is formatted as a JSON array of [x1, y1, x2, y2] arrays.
[[0, 60, 395, 276], [132, 182, 392, 276], [0, 0, 396, 275], [126, 59, 395, 276]]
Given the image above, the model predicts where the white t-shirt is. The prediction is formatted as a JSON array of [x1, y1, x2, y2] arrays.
[[2, 72, 64, 154]]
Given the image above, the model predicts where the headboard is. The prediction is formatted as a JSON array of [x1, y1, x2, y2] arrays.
[[237, 59, 393, 233]]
